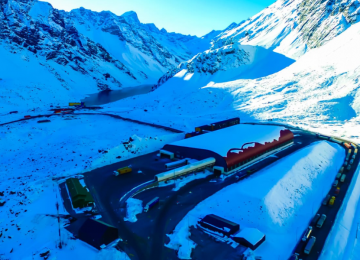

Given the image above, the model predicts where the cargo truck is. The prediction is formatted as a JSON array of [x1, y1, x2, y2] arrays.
[[304, 236, 316, 254], [144, 197, 159, 212], [113, 166, 132, 176]]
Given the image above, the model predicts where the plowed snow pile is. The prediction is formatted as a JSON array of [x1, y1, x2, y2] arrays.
[[166, 141, 344, 259]]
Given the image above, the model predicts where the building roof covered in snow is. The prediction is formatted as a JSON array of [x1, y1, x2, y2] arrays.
[[232, 228, 265, 250], [168, 124, 286, 157], [163, 124, 293, 170]]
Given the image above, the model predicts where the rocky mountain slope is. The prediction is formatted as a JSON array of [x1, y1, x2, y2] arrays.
[[0, 0, 218, 111], [212, 0, 360, 59]]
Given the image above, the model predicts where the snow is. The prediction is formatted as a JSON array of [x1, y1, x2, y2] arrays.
[[233, 228, 264, 246], [165, 141, 344, 259], [124, 198, 143, 223], [96, 248, 130, 260], [0, 114, 180, 259], [169, 124, 286, 156]]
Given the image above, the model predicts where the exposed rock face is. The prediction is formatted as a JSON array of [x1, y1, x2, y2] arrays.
[[211, 0, 360, 59], [0, 0, 217, 92]]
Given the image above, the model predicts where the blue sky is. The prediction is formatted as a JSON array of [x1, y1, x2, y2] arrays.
[[46, 0, 276, 36]]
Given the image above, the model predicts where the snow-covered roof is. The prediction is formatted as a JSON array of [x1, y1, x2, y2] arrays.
[[170, 124, 286, 156], [233, 228, 265, 246]]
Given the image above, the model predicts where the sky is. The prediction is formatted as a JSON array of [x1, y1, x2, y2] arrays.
[[45, 0, 276, 37]]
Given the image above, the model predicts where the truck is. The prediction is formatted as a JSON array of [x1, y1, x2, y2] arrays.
[[311, 214, 321, 225], [302, 226, 313, 241], [340, 174, 346, 183], [113, 166, 132, 176], [304, 236, 316, 255], [144, 197, 159, 212], [316, 214, 327, 228], [329, 196, 336, 206]]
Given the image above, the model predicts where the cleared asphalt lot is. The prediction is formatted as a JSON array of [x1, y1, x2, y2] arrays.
[[73, 131, 320, 260]]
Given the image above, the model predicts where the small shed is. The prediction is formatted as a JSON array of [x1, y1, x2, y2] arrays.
[[199, 214, 240, 236], [66, 178, 94, 208], [78, 219, 119, 249], [232, 228, 265, 250]]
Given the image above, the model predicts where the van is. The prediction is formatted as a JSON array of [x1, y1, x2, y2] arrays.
[[317, 214, 327, 228], [304, 236, 316, 254], [333, 180, 338, 187], [340, 174, 346, 183], [322, 195, 331, 205], [302, 226, 313, 241]]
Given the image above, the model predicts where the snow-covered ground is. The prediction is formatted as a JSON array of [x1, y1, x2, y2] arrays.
[[165, 141, 344, 259], [103, 20, 360, 143], [124, 198, 143, 223], [0, 114, 182, 259]]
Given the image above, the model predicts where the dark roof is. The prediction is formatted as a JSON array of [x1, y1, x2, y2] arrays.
[[201, 214, 239, 228], [66, 178, 87, 198], [78, 219, 118, 249]]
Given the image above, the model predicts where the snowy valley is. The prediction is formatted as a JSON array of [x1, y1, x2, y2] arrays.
[[1, 0, 360, 260]]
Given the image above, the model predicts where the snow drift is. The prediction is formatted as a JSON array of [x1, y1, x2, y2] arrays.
[[166, 141, 344, 259]]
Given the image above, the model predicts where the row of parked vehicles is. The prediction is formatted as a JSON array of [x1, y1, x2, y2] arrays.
[[291, 137, 359, 259]]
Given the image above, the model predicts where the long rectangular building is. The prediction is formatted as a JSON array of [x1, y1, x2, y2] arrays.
[[162, 124, 294, 174]]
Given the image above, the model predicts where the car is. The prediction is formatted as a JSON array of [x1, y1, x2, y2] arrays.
[[329, 196, 336, 206], [335, 187, 340, 195], [336, 172, 342, 179], [302, 226, 313, 241], [340, 174, 346, 183], [347, 165, 352, 171], [333, 180, 338, 187]]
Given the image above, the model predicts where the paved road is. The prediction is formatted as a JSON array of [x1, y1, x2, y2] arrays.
[[0, 110, 184, 134], [292, 143, 360, 260]]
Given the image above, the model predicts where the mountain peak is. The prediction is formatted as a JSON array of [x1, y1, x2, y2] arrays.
[[121, 10, 140, 24]]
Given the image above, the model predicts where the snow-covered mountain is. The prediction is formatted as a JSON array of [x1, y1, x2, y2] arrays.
[[0, 0, 218, 111], [212, 0, 360, 59], [115, 8, 360, 143]]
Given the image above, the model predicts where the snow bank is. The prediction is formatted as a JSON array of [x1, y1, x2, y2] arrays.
[[319, 161, 360, 260], [124, 198, 143, 223], [165, 141, 344, 259], [96, 248, 130, 260], [0, 114, 180, 259]]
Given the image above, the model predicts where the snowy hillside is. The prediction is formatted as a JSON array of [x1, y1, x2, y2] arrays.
[[212, 0, 360, 59], [111, 18, 360, 143], [0, 0, 218, 112]]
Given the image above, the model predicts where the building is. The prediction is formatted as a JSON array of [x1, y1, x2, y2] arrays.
[[161, 124, 294, 174], [66, 178, 94, 209], [78, 219, 119, 249], [199, 214, 240, 236], [232, 228, 265, 250]]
